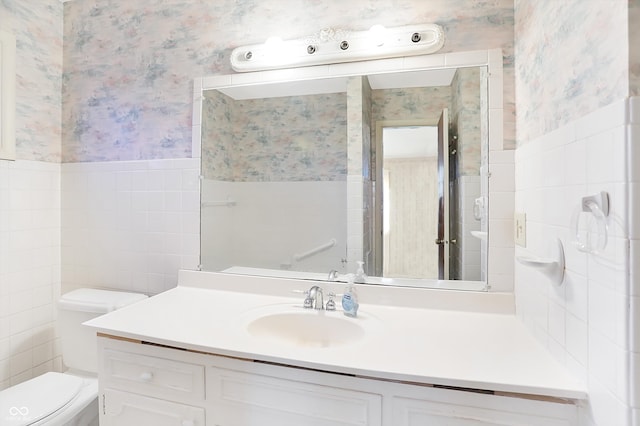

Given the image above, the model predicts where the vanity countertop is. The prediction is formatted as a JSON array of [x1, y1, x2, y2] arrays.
[[84, 270, 586, 401]]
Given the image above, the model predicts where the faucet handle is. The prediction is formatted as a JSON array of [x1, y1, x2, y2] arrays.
[[302, 290, 313, 309], [325, 292, 336, 311], [292, 289, 313, 308]]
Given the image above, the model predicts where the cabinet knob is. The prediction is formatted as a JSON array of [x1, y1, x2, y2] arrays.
[[139, 371, 153, 382]]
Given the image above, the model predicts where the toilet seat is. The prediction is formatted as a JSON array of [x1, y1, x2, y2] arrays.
[[0, 372, 84, 426]]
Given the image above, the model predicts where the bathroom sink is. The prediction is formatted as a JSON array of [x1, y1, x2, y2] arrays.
[[246, 311, 365, 348]]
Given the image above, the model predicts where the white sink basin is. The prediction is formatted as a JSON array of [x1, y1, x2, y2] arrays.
[[246, 310, 365, 348]]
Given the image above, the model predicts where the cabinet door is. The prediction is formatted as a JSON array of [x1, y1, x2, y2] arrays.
[[208, 367, 382, 426], [101, 388, 205, 426]]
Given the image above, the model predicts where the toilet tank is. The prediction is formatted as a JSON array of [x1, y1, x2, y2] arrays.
[[58, 288, 148, 373]]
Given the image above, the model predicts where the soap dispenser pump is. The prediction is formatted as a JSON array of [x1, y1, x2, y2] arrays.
[[341, 274, 359, 318]]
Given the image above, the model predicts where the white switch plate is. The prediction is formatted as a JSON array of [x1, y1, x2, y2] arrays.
[[514, 213, 526, 247]]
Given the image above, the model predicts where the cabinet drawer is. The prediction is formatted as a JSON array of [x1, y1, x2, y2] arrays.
[[102, 349, 205, 402], [102, 388, 205, 426]]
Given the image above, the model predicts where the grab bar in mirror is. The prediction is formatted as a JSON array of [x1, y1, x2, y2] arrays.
[[293, 239, 337, 262]]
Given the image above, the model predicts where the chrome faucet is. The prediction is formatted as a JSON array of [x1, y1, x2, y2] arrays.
[[304, 285, 324, 310], [327, 270, 339, 281]]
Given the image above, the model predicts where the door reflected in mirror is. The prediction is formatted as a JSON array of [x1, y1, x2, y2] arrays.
[[381, 125, 440, 280]]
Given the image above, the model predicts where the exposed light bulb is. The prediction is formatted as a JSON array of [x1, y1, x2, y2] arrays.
[[264, 36, 286, 63], [368, 24, 387, 47]]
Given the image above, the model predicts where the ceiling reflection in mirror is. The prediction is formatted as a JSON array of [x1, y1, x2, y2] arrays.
[[200, 65, 489, 291]]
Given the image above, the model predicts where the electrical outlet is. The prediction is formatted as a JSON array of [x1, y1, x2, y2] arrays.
[[514, 213, 526, 247]]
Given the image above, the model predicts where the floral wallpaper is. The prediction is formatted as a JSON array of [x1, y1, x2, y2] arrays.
[[0, 0, 63, 162], [514, 0, 628, 144], [62, 0, 515, 162], [202, 90, 347, 181], [201, 80, 471, 184], [12, 1, 638, 162], [201, 90, 233, 180], [450, 67, 482, 176]]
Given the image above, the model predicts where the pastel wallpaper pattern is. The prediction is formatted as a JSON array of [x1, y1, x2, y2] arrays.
[[0, 0, 63, 162], [201, 82, 471, 184], [62, 0, 515, 162], [514, 0, 628, 143], [16, 1, 638, 162], [371, 86, 451, 170], [450, 67, 482, 176], [201, 90, 233, 180], [202, 90, 347, 181], [372, 86, 451, 123]]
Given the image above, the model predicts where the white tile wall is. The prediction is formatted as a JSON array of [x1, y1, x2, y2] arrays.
[[515, 97, 637, 426], [456, 175, 482, 281], [488, 150, 515, 291], [346, 174, 364, 271], [201, 179, 347, 274], [0, 160, 61, 389], [60, 158, 200, 296]]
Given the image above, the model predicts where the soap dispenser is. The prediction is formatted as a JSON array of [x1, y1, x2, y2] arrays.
[[354, 261, 367, 283], [341, 274, 359, 318]]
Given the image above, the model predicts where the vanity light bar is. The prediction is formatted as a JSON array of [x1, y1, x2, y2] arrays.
[[230, 23, 445, 72]]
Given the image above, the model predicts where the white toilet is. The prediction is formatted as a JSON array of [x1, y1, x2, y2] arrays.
[[0, 288, 148, 426]]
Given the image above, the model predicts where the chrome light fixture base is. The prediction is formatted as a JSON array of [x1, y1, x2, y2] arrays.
[[230, 23, 445, 72]]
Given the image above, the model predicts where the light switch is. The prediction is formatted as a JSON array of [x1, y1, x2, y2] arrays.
[[514, 213, 526, 247]]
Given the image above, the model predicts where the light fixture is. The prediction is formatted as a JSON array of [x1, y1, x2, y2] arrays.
[[230, 23, 445, 72]]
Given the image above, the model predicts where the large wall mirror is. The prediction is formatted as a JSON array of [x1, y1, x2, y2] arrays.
[[196, 49, 504, 291]]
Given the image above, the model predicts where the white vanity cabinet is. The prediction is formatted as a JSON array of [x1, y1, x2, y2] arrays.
[[97, 336, 578, 426]]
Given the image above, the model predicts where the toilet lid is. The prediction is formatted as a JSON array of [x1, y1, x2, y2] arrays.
[[0, 372, 83, 426]]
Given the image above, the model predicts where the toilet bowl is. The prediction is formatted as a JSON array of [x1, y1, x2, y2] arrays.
[[0, 289, 147, 426]]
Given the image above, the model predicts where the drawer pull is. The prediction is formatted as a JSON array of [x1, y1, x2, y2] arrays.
[[139, 372, 153, 382], [181, 420, 195, 426]]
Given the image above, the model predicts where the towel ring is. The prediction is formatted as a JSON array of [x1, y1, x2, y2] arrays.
[[573, 191, 609, 254]]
